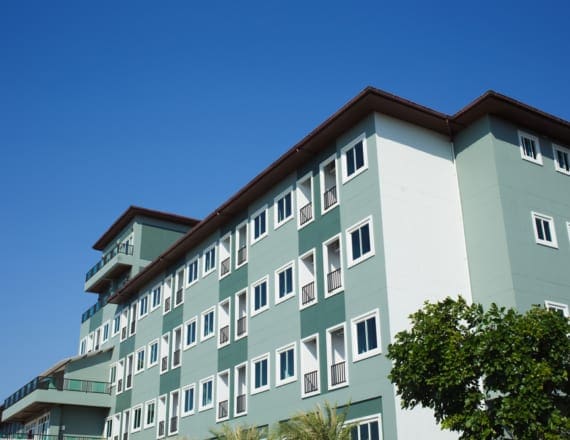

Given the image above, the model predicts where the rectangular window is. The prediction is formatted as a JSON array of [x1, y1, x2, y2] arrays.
[[125, 354, 134, 390], [554, 144, 570, 175], [160, 333, 170, 374], [199, 377, 214, 411], [203, 245, 216, 276], [251, 277, 269, 315], [275, 189, 293, 229], [251, 354, 269, 394], [144, 399, 156, 429], [347, 216, 375, 267], [352, 309, 381, 362], [139, 294, 149, 319], [342, 135, 367, 182], [219, 234, 232, 279], [187, 258, 199, 286], [349, 416, 381, 440], [323, 234, 344, 297], [112, 315, 120, 337], [251, 206, 268, 243], [276, 343, 296, 387], [102, 321, 110, 344], [182, 384, 195, 416], [169, 390, 180, 435], [129, 303, 137, 337], [201, 308, 215, 341], [296, 173, 314, 228], [235, 290, 248, 340], [235, 221, 248, 268], [184, 317, 197, 349], [545, 300, 569, 317], [131, 405, 142, 433], [150, 285, 161, 311], [320, 155, 339, 214], [79, 338, 86, 355], [275, 262, 294, 303], [326, 324, 348, 389], [148, 339, 159, 368], [174, 268, 185, 307], [172, 326, 182, 369], [519, 130, 542, 164], [532, 211, 558, 248], [135, 347, 145, 374]]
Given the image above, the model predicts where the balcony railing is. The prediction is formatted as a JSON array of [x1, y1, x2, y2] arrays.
[[236, 316, 247, 337], [173, 349, 181, 367], [85, 243, 134, 282], [126, 374, 132, 389], [220, 257, 231, 276], [327, 268, 342, 292], [164, 297, 171, 313], [236, 393, 246, 414], [330, 361, 347, 386], [304, 370, 319, 394], [237, 246, 247, 265], [121, 327, 127, 340], [169, 416, 178, 434], [218, 400, 229, 419], [219, 325, 230, 345], [301, 281, 315, 305], [299, 202, 313, 225], [158, 421, 165, 437], [323, 186, 337, 210], [129, 320, 136, 335], [161, 356, 168, 373], [175, 288, 183, 305], [3, 376, 111, 409]]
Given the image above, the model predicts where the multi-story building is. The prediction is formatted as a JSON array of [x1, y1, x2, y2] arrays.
[[2, 87, 569, 440]]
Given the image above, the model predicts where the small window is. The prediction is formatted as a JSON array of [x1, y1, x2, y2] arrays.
[[545, 301, 569, 317], [275, 262, 295, 304], [148, 339, 159, 368], [139, 295, 149, 319], [235, 221, 248, 268], [182, 384, 195, 417], [347, 217, 375, 267], [199, 377, 214, 411], [112, 315, 121, 337], [203, 245, 216, 276], [342, 135, 368, 182], [320, 155, 339, 214], [351, 309, 381, 362], [151, 285, 161, 311], [251, 277, 269, 315], [532, 212, 558, 248], [144, 399, 156, 429], [251, 354, 270, 394], [131, 405, 142, 433], [79, 338, 86, 355], [349, 416, 381, 440], [184, 317, 197, 349], [135, 347, 145, 374], [102, 321, 110, 344], [519, 131, 542, 164], [276, 343, 296, 387], [201, 308, 215, 341], [553, 144, 570, 175], [275, 189, 293, 229], [251, 206, 268, 244], [187, 258, 199, 286]]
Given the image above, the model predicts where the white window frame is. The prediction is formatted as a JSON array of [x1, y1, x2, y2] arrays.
[[203, 244, 217, 277], [183, 316, 198, 350], [298, 248, 318, 310], [217, 299, 231, 349], [233, 362, 248, 417], [186, 257, 199, 287], [79, 337, 86, 355], [150, 284, 161, 312], [341, 133, 368, 183], [519, 130, 543, 165], [235, 289, 248, 340], [346, 414, 382, 440], [201, 307, 216, 342], [138, 294, 149, 320], [251, 276, 269, 316], [250, 205, 268, 244], [275, 342, 297, 387], [122, 409, 130, 440], [296, 172, 315, 229], [351, 309, 381, 362], [147, 339, 159, 369], [300, 333, 320, 398], [162, 276, 173, 316], [553, 144, 570, 175], [171, 325, 183, 369], [128, 302, 137, 337], [199, 376, 214, 411], [326, 323, 349, 390], [131, 405, 142, 433], [545, 300, 569, 317], [174, 267, 185, 308], [323, 233, 344, 298], [168, 390, 180, 435], [181, 383, 196, 417], [112, 314, 121, 337], [275, 261, 295, 304], [274, 187, 294, 230], [319, 154, 340, 215], [135, 347, 145, 375], [346, 216, 375, 267], [218, 233, 232, 280], [125, 354, 134, 391], [251, 353, 270, 394], [531, 211, 558, 248], [216, 369, 231, 422], [235, 221, 249, 269], [101, 320, 110, 345], [143, 399, 156, 429]]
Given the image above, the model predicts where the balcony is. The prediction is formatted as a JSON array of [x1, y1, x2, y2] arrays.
[[236, 394, 246, 415], [330, 361, 347, 386], [2, 376, 112, 423], [299, 202, 313, 226], [236, 316, 247, 337], [327, 268, 342, 293], [301, 281, 315, 305], [323, 186, 337, 210], [218, 400, 229, 420], [303, 370, 319, 395], [84, 243, 134, 293], [220, 257, 230, 276], [219, 325, 230, 345], [237, 246, 247, 265]]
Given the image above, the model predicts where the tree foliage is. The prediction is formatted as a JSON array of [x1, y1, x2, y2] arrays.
[[210, 423, 268, 440], [277, 401, 353, 440], [387, 297, 570, 439]]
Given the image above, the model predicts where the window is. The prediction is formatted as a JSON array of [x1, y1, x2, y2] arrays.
[[135, 347, 145, 374], [218, 300, 231, 348], [347, 217, 375, 266], [320, 155, 339, 214], [351, 309, 381, 361], [148, 339, 159, 368], [169, 390, 180, 435], [554, 144, 570, 175], [184, 317, 197, 349], [120, 309, 128, 341], [545, 301, 569, 317], [251, 277, 269, 315], [251, 206, 268, 243], [342, 135, 367, 182], [144, 399, 156, 429], [116, 359, 125, 394], [276, 343, 296, 387], [109, 364, 117, 389], [160, 333, 170, 374], [275, 262, 294, 303], [122, 410, 130, 440], [187, 258, 199, 286], [102, 321, 110, 344], [235, 222, 248, 268], [234, 363, 248, 416], [275, 189, 293, 229], [532, 212, 558, 248], [182, 384, 195, 417], [519, 131, 542, 164], [299, 250, 317, 309], [216, 371, 230, 421], [174, 268, 185, 307], [163, 277, 173, 315], [297, 173, 314, 228], [172, 326, 183, 369], [326, 324, 348, 389], [235, 290, 248, 339], [199, 377, 214, 411], [349, 415, 381, 440], [201, 308, 215, 341], [129, 303, 137, 337], [139, 294, 149, 319], [219, 234, 232, 278], [79, 338, 86, 355], [151, 285, 161, 311], [131, 405, 142, 433], [156, 395, 166, 438], [251, 354, 270, 394], [125, 354, 134, 390], [300, 334, 320, 397], [203, 245, 216, 276], [323, 234, 344, 296], [112, 314, 120, 337]]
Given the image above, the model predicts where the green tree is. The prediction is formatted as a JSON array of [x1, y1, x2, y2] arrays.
[[210, 423, 269, 440], [387, 297, 570, 439]]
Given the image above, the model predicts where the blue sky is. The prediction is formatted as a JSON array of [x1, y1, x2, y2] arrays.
[[0, 0, 569, 401]]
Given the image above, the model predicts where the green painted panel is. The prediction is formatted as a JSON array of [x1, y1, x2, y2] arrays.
[[162, 302, 184, 333], [159, 368, 181, 396], [139, 224, 186, 262], [218, 336, 247, 374], [88, 308, 103, 332], [115, 389, 132, 413], [219, 263, 248, 301], [118, 336, 135, 358]]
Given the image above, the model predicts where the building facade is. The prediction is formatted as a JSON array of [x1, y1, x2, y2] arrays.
[[2, 87, 569, 440]]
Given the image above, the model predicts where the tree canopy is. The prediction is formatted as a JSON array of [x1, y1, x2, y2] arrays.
[[387, 297, 570, 440]]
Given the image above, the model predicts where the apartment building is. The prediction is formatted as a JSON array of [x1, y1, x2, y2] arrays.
[[2, 87, 569, 440]]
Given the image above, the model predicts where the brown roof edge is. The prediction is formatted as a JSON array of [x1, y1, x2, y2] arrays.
[[93, 206, 200, 251]]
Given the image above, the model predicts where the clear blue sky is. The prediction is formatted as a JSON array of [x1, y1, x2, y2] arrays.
[[1, 0, 569, 401]]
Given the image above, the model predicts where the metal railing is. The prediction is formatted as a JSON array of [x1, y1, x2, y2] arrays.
[[219, 325, 230, 345], [121, 327, 127, 340], [220, 257, 230, 276], [237, 316, 247, 337], [161, 356, 168, 373], [236, 394, 246, 414], [237, 246, 247, 265], [301, 281, 315, 305], [164, 297, 171, 313], [157, 421, 165, 437], [169, 416, 178, 434], [299, 202, 313, 225], [323, 186, 337, 210], [304, 370, 319, 394], [85, 243, 134, 282], [327, 268, 342, 292], [175, 288, 183, 305], [129, 320, 136, 335], [173, 349, 181, 367], [330, 361, 347, 386], [218, 400, 229, 419], [125, 374, 132, 389]]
